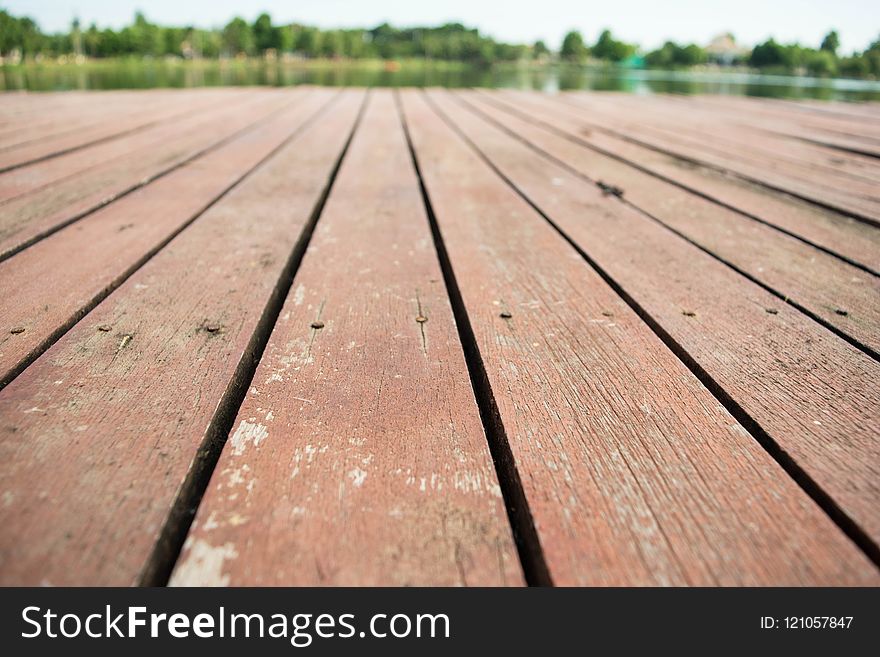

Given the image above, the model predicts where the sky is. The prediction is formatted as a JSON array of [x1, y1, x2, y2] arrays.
[[5, 0, 879, 54]]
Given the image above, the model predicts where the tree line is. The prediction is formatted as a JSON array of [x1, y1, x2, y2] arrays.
[[1, 9, 879, 79], [0, 11, 526, 64], [559, 28, 880, 79]]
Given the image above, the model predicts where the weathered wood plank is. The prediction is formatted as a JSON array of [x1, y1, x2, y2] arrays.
[[171, 91, 521, 587], [555, 92, 880, 222], [458, 91, 880, 354], [559, 92, 880, 188], [424, 89, 880, 555], [642, 94, 880, 157], [0, 89, 365, 585], [565, 92, 880, 166], [0, 91, 186, 151], [399, 89, 879, 585], [0, 90, 173, 135], [0, 90, 339, 387], [0, 90, 238, 172], [0, 91, 278, 201], [484, 90, 880, 273], [0, 91, 296, 261]]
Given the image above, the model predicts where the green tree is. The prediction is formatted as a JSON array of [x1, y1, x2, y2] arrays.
[[806, 49, 837, 76], [295, 26, 321, 57], [533, 40, 549, 59], [253, 13, 281, 52], [560, 30, 587, 62], [222, 17, 254, 55], [820, 30, 839, 54], [320, 30, 344, 58], [749, 39, 789, 68], [131, 12, 162, 56], [592, 29, 634, 61]]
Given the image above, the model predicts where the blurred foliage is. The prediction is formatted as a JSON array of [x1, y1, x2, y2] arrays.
[[0, 10, 527, 65], [1, 10, 879, 81]]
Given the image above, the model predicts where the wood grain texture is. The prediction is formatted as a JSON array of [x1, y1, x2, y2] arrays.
[[0, 90, 364, 585], [0, 90, 337, 386], [426, 89, 880, 552], [555, 92, 880, 221], [458, 91, 880, 353], [563, 91, 880, 177], [0, 90, 238, 172], [487, 90, 880, 273], [631, 93, 880, 157], [0, 92, 262, 202], [171, 91, 521, 586], [400, 89, 879, 586], [0, 91, 295, 260], [0, 90, 200, 152]]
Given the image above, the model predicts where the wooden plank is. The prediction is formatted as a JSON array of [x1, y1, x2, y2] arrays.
[[483, 90, 880, 274], [569, 92, 880, 164], [400, 89, 879, 585], [549, 92, 880, 222], [0, 90, 237, 172], [0, 91, 296, 261], [0, 89, 365, 586], [647, 94, 880, 157], [171, 91, 521, 587], [0, 91, 275, 202], [458, 91, 880, 355], [422, 89, 880, 555], [0, 91, 187, 151], [0, 90, 339, 387], [560, 92, 880, 186], [0, 91, 165, 134]]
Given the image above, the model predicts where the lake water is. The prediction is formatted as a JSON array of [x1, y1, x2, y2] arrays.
[[3, 59, 880, 101]]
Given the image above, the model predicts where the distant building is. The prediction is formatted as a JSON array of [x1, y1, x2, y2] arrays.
[[705, 33, 749, 65]]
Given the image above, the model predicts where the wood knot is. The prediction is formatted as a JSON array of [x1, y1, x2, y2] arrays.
[[682, 310, 696, 317], [499, 312, 512, 319], [835, 308, 849, 316], [97, 325, 112, 332], [311, 321, 325, 330], [10, 327, 25, 334], [765, 308, 778, 315], [415, 315, 428, 323], [204, 323, 221, 333]]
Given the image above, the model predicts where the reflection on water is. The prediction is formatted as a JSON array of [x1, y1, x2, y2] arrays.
[[3, 59, 880, 101]]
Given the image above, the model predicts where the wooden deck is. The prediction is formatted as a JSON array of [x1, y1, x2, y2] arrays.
[[0, 87, 878, 586]]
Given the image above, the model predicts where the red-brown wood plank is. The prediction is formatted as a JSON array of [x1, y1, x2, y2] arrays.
[[0, 90, 238, 172], [0, 91, 169, 136], [0, 90, 297, 261], [567, 91, 880, 166], [399, 89, 878, 585], [171, 91, 521, 586], [552, 92, 880, 221], [0, 89, 365, 586], [559, 92, 880, 186], [641, 94, 880, 157], [423, 89, 880, 554], [0, 90, 339, 387], [484, 90, 880, 273], [0, 91, 185, 151], [457, 91, 880, 354], [0, 91, 276, 202]]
